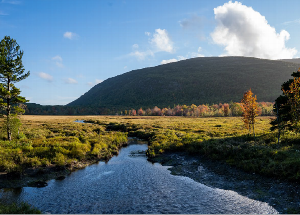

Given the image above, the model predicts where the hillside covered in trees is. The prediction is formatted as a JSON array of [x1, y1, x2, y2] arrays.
[[66, 57, 300, 112]]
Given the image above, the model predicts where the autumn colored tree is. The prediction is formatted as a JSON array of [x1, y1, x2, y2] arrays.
[[137, 108, 144, 116], [131, 109, 137, 116], [241, 89, 259, 136], [223, 103, 230, 117], [0, 36, 30, 141]]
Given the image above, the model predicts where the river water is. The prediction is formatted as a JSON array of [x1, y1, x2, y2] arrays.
[[0, 143, 277, 214]]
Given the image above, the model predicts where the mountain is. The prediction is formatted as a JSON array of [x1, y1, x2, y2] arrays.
[[279, 58, 300, 64], [67, 56, 300, 110]]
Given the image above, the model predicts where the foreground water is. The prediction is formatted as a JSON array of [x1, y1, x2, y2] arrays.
[[0, 143, 277, 214]]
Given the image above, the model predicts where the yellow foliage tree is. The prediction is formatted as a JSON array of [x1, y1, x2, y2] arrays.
[[241, 89, 259, 136]]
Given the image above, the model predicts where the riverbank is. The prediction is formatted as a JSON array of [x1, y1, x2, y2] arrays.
[[0, 116, 128, 188], [0, 115, 299, 213], [1, 115, 300, 186], [149, 152, 300, 214], [85, 116, 300, 181]]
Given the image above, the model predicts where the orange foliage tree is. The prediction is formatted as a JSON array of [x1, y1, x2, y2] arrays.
[[241, 89, 259, 136]]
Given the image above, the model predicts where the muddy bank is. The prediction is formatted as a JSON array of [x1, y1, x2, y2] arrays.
[[149, 152, 300, 214], [0, 159, 102, 189]]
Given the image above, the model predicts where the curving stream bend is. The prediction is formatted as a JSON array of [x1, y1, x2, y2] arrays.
[[0, 143, 278, 214]]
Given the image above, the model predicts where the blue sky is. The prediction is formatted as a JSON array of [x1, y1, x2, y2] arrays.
[[1, 0, 300, 105]]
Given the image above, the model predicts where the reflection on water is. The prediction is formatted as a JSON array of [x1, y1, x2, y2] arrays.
[[0, 144, 277, 214]]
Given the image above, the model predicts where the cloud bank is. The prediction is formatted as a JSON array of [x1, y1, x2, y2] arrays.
[[211, 1, 297, 59]]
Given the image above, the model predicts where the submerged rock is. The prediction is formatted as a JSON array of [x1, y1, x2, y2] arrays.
[[28, 180, 48, 188]]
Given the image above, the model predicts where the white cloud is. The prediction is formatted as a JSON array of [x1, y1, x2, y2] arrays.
[[211, 1, 297, 59], [63, 31, 79, 40], [151, 29, 174, 53], [64, 78, 78, 84], [38, 72, 53, 82], [283, 19, 300, 25], [190, 47, 204, 58], [190, 52, 204, 58], [161, 59, 178, 65], [161, 47, 204, 65], [132, 44, 139, 49], [127, 29, 174, 60], [129, 50, 154, 60], [95, 79, 103, 84], [178, 56, 187, 61], [52, 55, 62, 62], [87, 79, 103, 87], [51, 55, 64, 68]]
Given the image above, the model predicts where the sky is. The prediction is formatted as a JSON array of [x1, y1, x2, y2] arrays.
[[0, 0, 300, 105]]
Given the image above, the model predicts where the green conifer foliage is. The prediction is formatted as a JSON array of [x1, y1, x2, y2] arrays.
[[0, 36, 30, 141]]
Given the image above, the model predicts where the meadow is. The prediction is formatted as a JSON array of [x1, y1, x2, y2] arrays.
[[0, 115, 300, 182], [1, 115, 300, 213]]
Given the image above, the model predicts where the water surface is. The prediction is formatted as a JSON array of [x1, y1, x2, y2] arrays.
[[0, 144, 277, 214]]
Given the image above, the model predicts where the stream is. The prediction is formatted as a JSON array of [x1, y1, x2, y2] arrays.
[[0, 143, 278, 214]]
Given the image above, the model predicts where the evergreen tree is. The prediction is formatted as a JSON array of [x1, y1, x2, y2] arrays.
[[0, 36, 30, 141], [271, 68, 300, 139]]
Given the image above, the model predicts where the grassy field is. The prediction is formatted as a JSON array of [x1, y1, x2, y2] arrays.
[[0, 115, 300, 182], [0, 115, 128, 175]]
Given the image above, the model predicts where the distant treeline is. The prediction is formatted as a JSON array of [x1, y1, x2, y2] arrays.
[[24, 102, 274, 116], [24, 103, 113, 115], [120, 102, 274, 117]]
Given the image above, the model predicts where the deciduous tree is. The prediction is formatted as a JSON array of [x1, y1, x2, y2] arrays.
[[241, 89, 258, 136]]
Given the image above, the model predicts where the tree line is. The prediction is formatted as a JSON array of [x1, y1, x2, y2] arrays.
[[120, 102, 274, 117]]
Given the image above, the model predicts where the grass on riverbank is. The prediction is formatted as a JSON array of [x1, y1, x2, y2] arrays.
[[0, 115, 300, 182], [0, 116, 128, 175], [85, 116, 300, 181], [0, 201, 41, 214]]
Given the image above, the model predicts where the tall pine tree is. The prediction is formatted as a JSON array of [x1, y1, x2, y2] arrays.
[[0, 36, 30, 141], [271, 68, 300, 140]]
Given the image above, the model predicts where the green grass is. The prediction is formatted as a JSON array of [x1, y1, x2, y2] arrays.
[[85, 115, 300, 181], [0, 116, 128, 174], [0, 202, 41, 214], [1, 115, 300, 182]]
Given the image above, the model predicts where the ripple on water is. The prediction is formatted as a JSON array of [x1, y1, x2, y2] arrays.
[[0, 144, 277, 214]]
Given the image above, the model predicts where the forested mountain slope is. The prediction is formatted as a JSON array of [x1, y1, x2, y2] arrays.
[[67, 56, 300, 110]]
